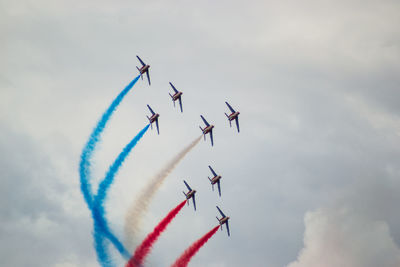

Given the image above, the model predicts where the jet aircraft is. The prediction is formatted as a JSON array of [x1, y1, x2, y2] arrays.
[[216, 206, 230, 236], [208, 165, 222, 197], [199, 115, 214, 146], [136, 55, 151, 85], [183, 180, 197, 211], [146, 105, 160, 134], [169, 82, 183, 112], [225, 102, 240, 132]]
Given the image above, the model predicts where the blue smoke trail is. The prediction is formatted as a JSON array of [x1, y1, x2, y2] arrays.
[[92, 124, 150, 265], [79, 75, 140, 210], [78, 75, 140, 267]]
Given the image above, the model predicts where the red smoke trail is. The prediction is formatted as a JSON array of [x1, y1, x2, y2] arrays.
[[126, 200, 187, 267], [171, 225, 220, 267]]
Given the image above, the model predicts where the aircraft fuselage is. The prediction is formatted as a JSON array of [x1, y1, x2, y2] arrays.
[[203, 125, 214, 135], [186, 190, 196, 200], [139, 65, 150, 74], [210, 175, 221, 185], [172, 91, 182, 101], [148, 113, 159, 123], [219, 216, 230, 225], [228, 111, 240, 121]]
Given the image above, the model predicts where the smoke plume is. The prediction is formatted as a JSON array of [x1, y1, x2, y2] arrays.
[[171, 225, 220, 267], [124, 136, 201, 250], [126, 200, 187, 267], [93, 124, 150, 263], [79, 75, 140, 210]]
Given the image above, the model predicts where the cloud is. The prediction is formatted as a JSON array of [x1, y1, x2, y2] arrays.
[[0, 123, 98, 267], [287, 207, 400, 267]]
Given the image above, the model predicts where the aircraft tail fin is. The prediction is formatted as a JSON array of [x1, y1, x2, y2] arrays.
[[136, 66, 143, 80], [199, 126, 205, 140], [225, 113, 232, 127], [147, 116, 152, 129], [169, 93, 175, 106]]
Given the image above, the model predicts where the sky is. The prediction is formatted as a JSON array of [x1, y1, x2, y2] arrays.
[[1, 0, 400, 266]]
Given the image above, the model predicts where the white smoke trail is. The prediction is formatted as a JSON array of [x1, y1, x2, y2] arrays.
[[124, 136, 202, 251]]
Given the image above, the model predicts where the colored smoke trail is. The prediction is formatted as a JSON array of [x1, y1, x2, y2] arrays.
[[93, 124, 150, 263], [171, 225, 220, 267], [126, 200, 187, 267], [79, 75, 140, 210], [124, 136, 202, 250], [78, 75, 140, 267]]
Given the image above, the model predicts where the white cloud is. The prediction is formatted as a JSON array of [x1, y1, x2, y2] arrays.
[[288, 207, 400, 267]]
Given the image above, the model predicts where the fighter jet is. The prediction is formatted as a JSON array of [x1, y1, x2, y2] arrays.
[[169, 82, 183, 112], [136, 55, 151, 85], [216, 206, 230, 236], [199, 115, 214, 146], [208, 165, 222, 197], [225, 102, 240, 132], [183, 180, 197, 211], [146, 105, 160, 134]]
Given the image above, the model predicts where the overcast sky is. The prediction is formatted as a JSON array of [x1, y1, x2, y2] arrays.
[[1, 0, 400, 266]]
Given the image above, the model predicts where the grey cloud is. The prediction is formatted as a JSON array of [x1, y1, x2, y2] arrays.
[[0, 124, 97, 267]]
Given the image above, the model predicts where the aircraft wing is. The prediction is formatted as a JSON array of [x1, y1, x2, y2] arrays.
[[155, 118, 159, 135], [192, 194, 196, 211], [178, 97, 183, 113], [210, 129, 214, 146], [200, 115, 210, 126], [208, 165, 217, 177], [235, 117, 240, 133], [146, 70, 151, 85], [226, 220, 230, 236], [225, 101, 235, 113], [216, 206, 225, 218], [136, 55, 146, 66], [183, 180, 191, 191], [169, 82, 178, 93], [147, 105, 155, 115], [217, 180, 221, 197]]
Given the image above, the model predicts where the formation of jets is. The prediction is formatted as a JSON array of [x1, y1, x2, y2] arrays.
[[136, 55, 240, 143], [136, 55, 237, 237], [181, 173, 230, 236]]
